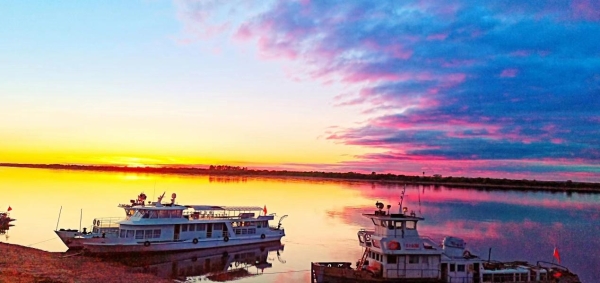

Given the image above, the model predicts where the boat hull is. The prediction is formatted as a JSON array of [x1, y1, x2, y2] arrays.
[[311, 263, 444, 283], [83, 233, 285, 255], [55, 230, 118, 250]]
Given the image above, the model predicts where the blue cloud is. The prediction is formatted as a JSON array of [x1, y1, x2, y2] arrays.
[[180, 0, 600, 180]]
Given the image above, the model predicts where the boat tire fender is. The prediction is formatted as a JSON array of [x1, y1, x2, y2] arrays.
[[260, 234, 266, 239], [224, 236, 229, 242], [144, 241, 150, 247], [193, 238, 198, 244]]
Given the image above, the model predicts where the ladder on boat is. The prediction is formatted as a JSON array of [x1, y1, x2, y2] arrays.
[[356, 247, 370, 270]]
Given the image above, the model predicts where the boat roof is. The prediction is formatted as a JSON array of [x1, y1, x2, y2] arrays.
[[362, 213, 424, 221], [186, 205, 263, 212]]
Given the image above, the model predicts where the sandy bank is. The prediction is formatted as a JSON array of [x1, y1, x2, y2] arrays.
[[0, 242, 173, 283]]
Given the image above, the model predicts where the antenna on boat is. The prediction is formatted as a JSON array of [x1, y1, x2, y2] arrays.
[[55, 206, 62, 231], [399, 184, 406, 214], [79, 209, 82, 233], [418, 185, 422, 216]]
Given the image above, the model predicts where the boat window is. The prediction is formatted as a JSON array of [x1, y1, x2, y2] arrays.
[[408, 255, 420, 264], [235, 229, 241, 235], [153, 229, 161, 238], [449, 263, 455, 272], [135, 230, 144, 239], [406, 221, 416, 230], [380, 220, 387, 227], [371, 219, 380, 226], [149, 211, 158, 219], [141, 210, 150, 218], [213, 223, 223, 230], [144, 230, 152, 239], [457, 264, 465, 272], [197, 224, 206, 231], [159, 210, 169, 218], [387, 255, 397, 264], [189, 224, 196, 231], [126, 209, 135, 216], [248, 228, 256, 234], [394, 221, 403, 229], [483, 274, 492, 282], [126, 230, 134, 238], [120, 230, 126, 238], [182, 224, 188, 232]]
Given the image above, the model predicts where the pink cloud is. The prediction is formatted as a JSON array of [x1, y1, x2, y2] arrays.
[[426, 33, 449, 41], [500, 68, 519, 78]]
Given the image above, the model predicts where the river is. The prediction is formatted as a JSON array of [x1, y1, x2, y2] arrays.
[[1, 167, 598, 282]]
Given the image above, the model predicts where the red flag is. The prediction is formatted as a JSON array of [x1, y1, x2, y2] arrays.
[[263, 205, 267, 216], [7, 206, 11, 211], [553, 247, 561, 264]]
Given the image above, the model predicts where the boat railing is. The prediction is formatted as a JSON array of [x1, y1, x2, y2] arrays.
[[93, 217, 123, 229], [444, 275, 476, 283], [384, 268, 440, 279]]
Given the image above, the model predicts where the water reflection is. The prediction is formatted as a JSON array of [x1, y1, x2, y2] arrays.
[[113, 241, 285, 282], [1, 168, 598, 282]]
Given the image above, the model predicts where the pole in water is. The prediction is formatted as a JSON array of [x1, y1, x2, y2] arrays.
[[55, 206, 63, 231], [79, 209, 82, 232]]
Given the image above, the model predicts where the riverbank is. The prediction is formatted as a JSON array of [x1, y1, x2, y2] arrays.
[[1, 163, 599, 193], [0, 242, 172, 283]]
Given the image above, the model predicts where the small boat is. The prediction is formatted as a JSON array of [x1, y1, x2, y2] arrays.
[[310, 188, 580, 283], [58, 192, 286, 254], [0, 212, 15, 227]]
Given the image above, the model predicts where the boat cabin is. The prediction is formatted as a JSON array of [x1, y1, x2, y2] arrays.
[[356, 202, 443, 280]]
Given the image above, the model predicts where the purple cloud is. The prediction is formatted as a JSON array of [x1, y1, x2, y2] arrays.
[[178, 0, 600, 181]]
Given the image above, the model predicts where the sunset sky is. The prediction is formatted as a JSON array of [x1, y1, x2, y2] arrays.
[[1, 1, 599, 182]]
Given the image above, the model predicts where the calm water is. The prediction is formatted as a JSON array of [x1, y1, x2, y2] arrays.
[[1, 167, 598, 282]]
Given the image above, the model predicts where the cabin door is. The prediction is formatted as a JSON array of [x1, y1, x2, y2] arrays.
[[441, 263, 448, 282], [207, 223, 213, 238], [473, 263, 480, 283], [174, 224, 181, 240]]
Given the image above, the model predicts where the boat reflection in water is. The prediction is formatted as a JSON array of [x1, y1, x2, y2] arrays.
[[114, 241, 285, 281]]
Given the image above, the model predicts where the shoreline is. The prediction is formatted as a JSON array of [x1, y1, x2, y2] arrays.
[[0, 242, 172, 283], [1, 163, 599, 193]]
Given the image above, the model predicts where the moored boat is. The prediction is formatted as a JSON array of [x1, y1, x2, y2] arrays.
[[66, 192, 286, 255], [310, 188, 580, 283]]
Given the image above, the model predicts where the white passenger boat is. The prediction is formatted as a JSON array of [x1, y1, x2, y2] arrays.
[[67, 192, 286, 254], [310, 188, 580, 283]]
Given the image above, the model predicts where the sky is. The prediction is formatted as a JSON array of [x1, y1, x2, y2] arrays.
[[1, 0, 599, 182]]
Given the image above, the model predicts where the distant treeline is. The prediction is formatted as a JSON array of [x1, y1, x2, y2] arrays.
[[1, 163, 599, 192]]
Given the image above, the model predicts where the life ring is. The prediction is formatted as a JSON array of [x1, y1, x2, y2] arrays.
[[260, 234, 266, 239], [144, 241, 150, 247], [224, 236, 229, 242], [192, 238, 198, 244], [96, 220, 101, 226], [93, 219, 97, 226], [388, 241, 400, 250]]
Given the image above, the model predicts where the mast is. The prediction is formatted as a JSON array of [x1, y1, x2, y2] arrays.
[[399, 184, 406, 214]]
